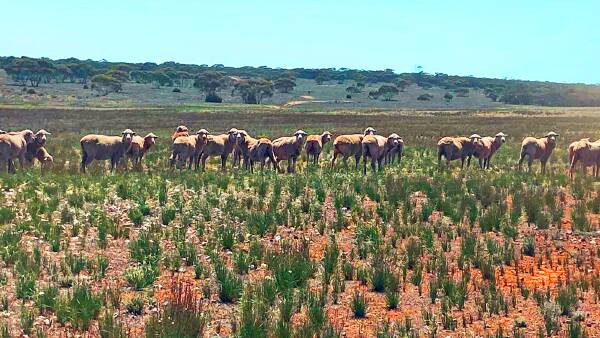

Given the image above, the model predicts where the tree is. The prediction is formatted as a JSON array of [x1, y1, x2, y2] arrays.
[[106, 70, 130, 82], [417, 93, 433, 101], [54, 64, 72, 83], [346, 86, 361, 94], [443, 92, 453, 103], [3, 57, 54, 87], [234, 78, 273, 104], [194, 71, 227, 102], [394, 78, 410, 92], [377, 85, 399, 101], [274, 77, 296, 93], [69, 63, 95, 84], [91, 74, 122, 96], [315, 71, 330, 85], [149, 72, 173, 88], [368, 91, 380, 100]]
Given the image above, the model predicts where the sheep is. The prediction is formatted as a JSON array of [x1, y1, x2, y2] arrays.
[[80, 129, 136, 173], [569, 138, 600, 178], [305, 131, 332, 165], [0, 129, 35, 173], [230, 129, 247, 168], [331, 127, 377, 169], [198, 128, 238, 171], [437, 135, 479, 168], [361, 133, 402, 175], [171, 129, 209, 170], [473, 132, 507, 169], [24, 129, 52, 167], [384, 137, 404, 165], [128, 133, 159, 169], [235, 130, 277, 173], [272, 130, 308, 173], [31, 147, 53, 170], [518, 132, 559, 174], [172, 125, 189, 141]]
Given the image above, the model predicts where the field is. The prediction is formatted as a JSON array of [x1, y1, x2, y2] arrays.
[[1, 103, 600, 337]]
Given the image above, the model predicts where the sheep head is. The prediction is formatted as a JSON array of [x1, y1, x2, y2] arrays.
[[121, 129, 136, 144], [227, 128, 238, 142], [545, 131, 559, 144], [469, 134, 482, 145], [34, 129, 51, 145], [144, 133, 159, 149], [21, 130, 35, 144], [364, 127, 376, 135], [495, 132, 507, 144], [196, 129, 210, 141], [294, 130, 307, 142], [387, 133, 401, 147], [175, 125, 189, 133], [321, 131, 332, 144], [235, 130, 249, 144]]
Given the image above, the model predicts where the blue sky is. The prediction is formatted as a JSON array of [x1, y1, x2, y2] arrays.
[[1, 0, 598, 83]]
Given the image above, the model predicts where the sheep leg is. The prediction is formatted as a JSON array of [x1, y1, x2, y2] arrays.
[[260, 159, 266, 173], [314, 153, 319, 166], [170, 152, 177, 168], [331, 151, 338, 168], [479, 158, 484, 169], [7, 159, 15, 173], [221, 155, 228, 171], [371, 158, 376, 173], [355, 154, 361, 170], [200, 153, 209, 172], [362, 156, 367, 176], [461, 157, 465, 169], [569, 158, 577, 179], [528, 156, 534, 174], [377, 158, 382, 171], [517, 151, 526, 171], [466, 155, 472, 168]]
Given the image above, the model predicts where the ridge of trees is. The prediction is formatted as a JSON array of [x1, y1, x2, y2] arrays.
[[1, 56, 599, 106]]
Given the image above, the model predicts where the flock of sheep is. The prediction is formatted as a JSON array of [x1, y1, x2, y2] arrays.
[[0, 126, 596, 177]]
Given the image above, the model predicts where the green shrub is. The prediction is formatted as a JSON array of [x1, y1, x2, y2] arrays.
[[35, 284, 58, 312], [15, 273, 36, 300], [69, 282, 103, 330], [523, 236, 535, 257], [126, 295, 145, 315], [351, 291, 367, 318], [215, 261, 242, 303], [124, 264, 159, 290]]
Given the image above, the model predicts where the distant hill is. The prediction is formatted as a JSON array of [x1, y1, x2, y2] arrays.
[[1, 56, 599, 107]]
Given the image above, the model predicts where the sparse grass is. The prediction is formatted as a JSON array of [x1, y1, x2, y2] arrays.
[[1, 104, 600, 336]]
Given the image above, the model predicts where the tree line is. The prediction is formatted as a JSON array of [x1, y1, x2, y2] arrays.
[[1, 56, 599, 106]]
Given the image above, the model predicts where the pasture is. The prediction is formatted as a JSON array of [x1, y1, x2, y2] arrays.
[[1, 104, 600, 337]]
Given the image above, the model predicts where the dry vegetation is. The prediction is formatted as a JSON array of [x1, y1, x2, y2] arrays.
[[1, 105, 600, 337]]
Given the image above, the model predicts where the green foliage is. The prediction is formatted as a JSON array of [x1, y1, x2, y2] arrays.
[[124, 264, 159, 290], [351, 291, 367, 318]]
